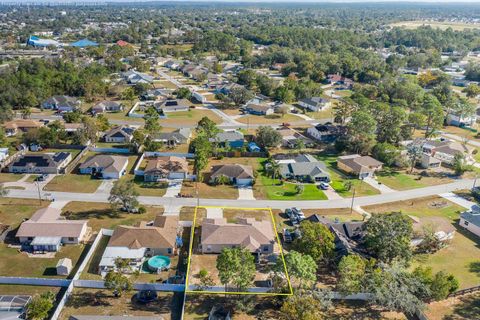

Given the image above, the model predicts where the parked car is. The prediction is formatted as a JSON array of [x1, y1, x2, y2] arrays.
[[121, 206, 139, 213], [283, 228, 293, 243], [318, 182, 329, 190]]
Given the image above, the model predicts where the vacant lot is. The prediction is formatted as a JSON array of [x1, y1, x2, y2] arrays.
[[425, 292, 480, 320], [390, 20, 480, 31], [61, 201, 164, 232], [0, 173, 24, 183], [44, 174, 103, 193], [59, 288, 177, 320], [376, 168, 454, 191], [161, 109, 222, 126], [0, 197, 49, 228], [236, 113, 303, 125], [181, 181, 238, 199]]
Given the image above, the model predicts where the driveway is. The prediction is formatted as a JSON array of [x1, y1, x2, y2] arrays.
[[363, 177, 396, 194], [164, 180, 183, 198], [206, 207, 223, 218], [237, 186, 255, 200], [440, 192, 476, 210], [95, 180, 115, 194]]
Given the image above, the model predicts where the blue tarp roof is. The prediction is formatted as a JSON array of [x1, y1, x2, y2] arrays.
[[70, 39, 99, 48]]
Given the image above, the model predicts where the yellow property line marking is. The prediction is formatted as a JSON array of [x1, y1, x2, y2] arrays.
[[184, 206, 293, 296]]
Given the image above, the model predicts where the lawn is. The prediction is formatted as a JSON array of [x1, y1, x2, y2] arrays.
[[133, 176, 168, 197], [0, 173, 24, 183], [390, 20, 480, 31], [80, 235, 109, 280], [256, 175, 327, 200], [0, 197, 49, 228], [376, 168, 453, 191], [160, 109, 222, 126], [315, 153, 380, 197], [59, 288, 177, 320], [0, 243, 88, 278], [0, 285, 62, 296], [25, 174, 40, 183], [44, 174, 103, 193], [61, 201, 164, 232], [180, 181, 238, 199]]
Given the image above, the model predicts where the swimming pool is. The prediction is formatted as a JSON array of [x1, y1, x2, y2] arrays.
[[147, 255, 171, 272]]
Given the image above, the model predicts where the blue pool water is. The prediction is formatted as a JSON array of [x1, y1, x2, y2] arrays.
[[147, 255, 171, 271]]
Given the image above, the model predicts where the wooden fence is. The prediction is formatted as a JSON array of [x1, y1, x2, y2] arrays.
[[448, 285, 480, 298]]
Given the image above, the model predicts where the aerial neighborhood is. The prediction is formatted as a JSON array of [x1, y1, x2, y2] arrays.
[[0, 2, 480, 320]]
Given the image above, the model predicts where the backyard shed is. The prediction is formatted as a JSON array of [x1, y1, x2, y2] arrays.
[[56, 257, 72, 276]]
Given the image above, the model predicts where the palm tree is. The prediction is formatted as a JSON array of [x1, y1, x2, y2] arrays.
[[267, 158, 281, 185]]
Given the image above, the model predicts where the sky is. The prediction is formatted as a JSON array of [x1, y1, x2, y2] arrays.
[[6, 0, 480, 3]]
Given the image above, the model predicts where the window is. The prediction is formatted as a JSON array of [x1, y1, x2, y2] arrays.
[[464, 221, 469, 226], [263, 246, 269, 252], [68, 237, 74, 241], [167, 248, 172, 254]]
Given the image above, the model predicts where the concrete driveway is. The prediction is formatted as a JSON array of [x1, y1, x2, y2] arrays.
[[164, 180, 183, 198], [237, 186, 255, 200]]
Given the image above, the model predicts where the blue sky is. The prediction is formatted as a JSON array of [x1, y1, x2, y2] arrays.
[[7, 0, 480, 3]]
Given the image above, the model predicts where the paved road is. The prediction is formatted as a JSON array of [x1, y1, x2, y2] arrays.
[[6, 178, 475, 210]]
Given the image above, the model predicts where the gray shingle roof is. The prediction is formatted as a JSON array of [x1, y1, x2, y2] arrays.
[[461, 211, 480, 227]]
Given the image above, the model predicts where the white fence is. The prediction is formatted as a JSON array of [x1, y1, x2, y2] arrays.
[[91, 147, 131, 154], [0, 277, 70, 287], [74, 280, 184, 292]]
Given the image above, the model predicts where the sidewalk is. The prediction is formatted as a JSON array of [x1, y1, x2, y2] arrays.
[[439, 192, 476, 210]]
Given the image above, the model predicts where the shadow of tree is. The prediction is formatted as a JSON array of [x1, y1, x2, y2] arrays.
[[66, 291, 112, 308], [63, 208, 121, 220], [128, 293, 172, 315], [469, 261, 480, 275], [444, 294, 480, 320]]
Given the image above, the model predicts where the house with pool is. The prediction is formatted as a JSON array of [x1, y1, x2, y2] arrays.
[[99, 216, 179, 276]]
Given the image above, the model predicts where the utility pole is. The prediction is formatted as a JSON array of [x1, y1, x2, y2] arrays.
[[350, 187, 356, 215], [35, 181, 42, 205], [474, 175, 478, 189]]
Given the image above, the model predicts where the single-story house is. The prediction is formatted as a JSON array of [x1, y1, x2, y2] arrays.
[[327, 74, 354, 89], [277, 127, 314, 148], [3, 119, 44, 137], [210, 131, 244, 149], [151, 128, 192, 147], [122, 70, 154, 85], [244, 103, 274, 116], [298, 97, 330, 112], [459, 210, 480, 238], [446, 112, 476, 127], [307, 124, 347, 143], [201, 218, 275, 254], [209, 164, 254, 186], [42, 96, 81, 113], [277, 154, 330, 183], [99, 216, 179, 274], [155, 99, 190, 113], [164, 60, 181, 70], [16, 207, 89, 252], [92, 101, 123, 114], [337, 154, 383, 179], [420, 153, 442, 169], [103, 126, 135, 143], [9, 152, 71, 174], [141, 89, 171, 101], [78, 155, 129, 179], [144, 156, 189, 181]]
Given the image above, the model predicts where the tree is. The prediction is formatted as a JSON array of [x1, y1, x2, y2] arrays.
[[96, 114, 110, 131], [372, 142, 400, 167], [413, 266, 459, 301], [293, 221, 335, 263], [216, 247, 256, 291], [333, 99, 356, 124], [406, 144, 423, 174], [26, 292, 55, 320], [192, 133, 212, 176], [421, 94, 443, 138], [108, 179, 139, 210], [256, 126, 282, 149], [81, 117, 99, 143], [337, 255, 368, 294], [346, 110, 377, 155], [283, 251, 317, 289], [463, 83, 480, 99], [280, 292, 326, 320], [121, 87, 136, 105], [196, 268, 215, 291], [228, 86, 254, 106], [295, 184, 304, 195], [266, 158, 281, 184], [364, 212, 413, 263], [453, 153, 471, 176], [197, 117, 219, 140], [176, 87, 192, 99], [144, 106, 161, 134], [104, 271, 133, 297]]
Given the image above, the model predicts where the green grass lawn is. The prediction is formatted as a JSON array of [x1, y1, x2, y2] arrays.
[[44, 174, 103, 193], [258, 175, 327, 200], [80, 235, 109, 280], [376, 169, 426, 190], [0, 173, 24, 183], [133, 176, 168, 197], [25, 174, 40, 183]]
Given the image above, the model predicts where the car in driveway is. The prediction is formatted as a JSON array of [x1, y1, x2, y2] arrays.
[[318, 182, 329, 190]]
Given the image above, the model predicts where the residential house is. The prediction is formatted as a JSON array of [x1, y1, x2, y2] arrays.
[[164, 60, 181, 70], [155, 99, 191, 113], [307, 124, 347, 143], [326, 74, 354, 89], [151, 128, 192, 147], [277, 154, 330, 183], [78, 155, 129, 179], [337, 154, 383, 179], [209, 164, 254, 186], [419, 139, 466, 167], [210, 131, 244, 149], [200, 218, 275, 254], [244, 103, 274, 116], [460, 209, 480, 238], [103, 126, 135, 143], [3, 119, 44, 137], [99, 216, 179, 274], [92, 101, 123, 114], [42, 96, 81, 113], [446, 112, 476, 127], [16, 207, 89, 252], [0, 148, 8, 162], [298, 97, 331, 112], [213, 83, 244, 95], [122, 70, 154, 85], [9, 152, 71, 174], [409, 215, 456, 246], [141, 89, 171, 101], [143, 156, 189, 181]]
